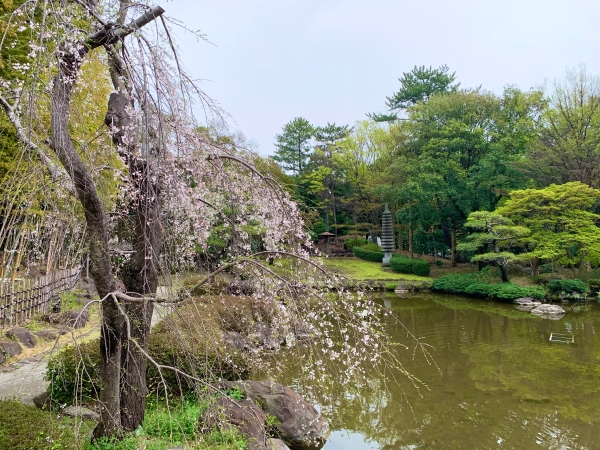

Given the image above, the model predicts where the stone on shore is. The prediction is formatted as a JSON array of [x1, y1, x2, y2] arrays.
[[221, 380, 329, 450], [531, 304, 565, 317]]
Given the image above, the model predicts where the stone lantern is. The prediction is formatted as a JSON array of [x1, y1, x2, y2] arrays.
[[381, 204, 394, 266]]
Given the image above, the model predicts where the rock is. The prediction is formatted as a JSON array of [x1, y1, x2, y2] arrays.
[[222, 380, 329, 450], [201, 396, 268, 450], [395, 284, 409, 293], [6, 327, 36, 348], [61, 405, 100, 421], [514, 297, 542, 311], [33, 330, 58, 341], [227, 280, 254, 296], [249, 322, 281, 350], [41, 313, 62, 324], [224, 331, 257, 352], [61, 308, 89, 329], [0, 340, 22, 357], [33, 392, 57, 411], [270, 439, 291, 450], [0, 352, 4, 364], [514, 297, 537, 305], [531, 304, 565, 317]]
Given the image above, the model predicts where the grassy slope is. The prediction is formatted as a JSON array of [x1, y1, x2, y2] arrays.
[[321, 257, 433, 282]]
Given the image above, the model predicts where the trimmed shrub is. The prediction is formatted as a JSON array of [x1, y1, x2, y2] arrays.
[[432, 273, 479, 294], [547, 279, 589, 295], [344, 238, 369, 250], [360, 243, 382, 252], [353, 246, 384, 262], [490, 284, 545, 300], [385, 283, 397, 292], [389, 256, 411, 273], [411, 259, 431, 276], [389, 256, 431, 277], [432, 273, 545, 300]]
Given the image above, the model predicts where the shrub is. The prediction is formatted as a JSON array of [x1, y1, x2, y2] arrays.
[[411, 259, 431, 276], [344, 238, 369, 250], [389, 256, 411, 273], [353, 246, 384, 262], [360, 243, 381, 252], [46, 297, 251, 405], [385, 283, 397, 291], [432, 273, 545, 300], [432, 273, 480, 294], [389, 256, 431, 277], [435, 260, 444, 267], [547, 279, 589, 295], [490, 284, 545, 300]]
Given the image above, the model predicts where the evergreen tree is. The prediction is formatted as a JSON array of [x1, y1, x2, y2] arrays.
[[272, 117, 314, 175]]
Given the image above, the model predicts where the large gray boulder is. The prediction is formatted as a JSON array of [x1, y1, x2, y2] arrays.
[[0, 340, 22, 357], [531, 304, 565, 317], [201, 396, 268, 450], [222, 380, 329, 450], [6, 327, 36, 348]]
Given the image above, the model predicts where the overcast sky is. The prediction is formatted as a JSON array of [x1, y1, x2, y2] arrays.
[[162, 0, 600, 156]]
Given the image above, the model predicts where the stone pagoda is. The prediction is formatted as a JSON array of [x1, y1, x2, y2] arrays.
[[381, 204, 395, 266]]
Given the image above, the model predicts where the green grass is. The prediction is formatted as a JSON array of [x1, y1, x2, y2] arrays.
[[87, 397, 247, 450], [322, 257, 433, 282], [0, 399, 93, 449], [0, 398, 247, 450]]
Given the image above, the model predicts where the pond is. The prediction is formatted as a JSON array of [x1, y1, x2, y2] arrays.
[[274, 293, 600, 449]]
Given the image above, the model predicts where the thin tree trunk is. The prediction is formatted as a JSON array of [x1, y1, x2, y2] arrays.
[[408, 226, 413, 259], [451, 229, 457, 267], [531, 257, 540, 276]]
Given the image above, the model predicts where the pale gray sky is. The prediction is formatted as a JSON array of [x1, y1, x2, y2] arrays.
[[163, 0, 600, 155]]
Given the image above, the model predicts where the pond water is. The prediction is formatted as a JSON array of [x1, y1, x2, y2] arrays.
[[275, 293, 600, 449]]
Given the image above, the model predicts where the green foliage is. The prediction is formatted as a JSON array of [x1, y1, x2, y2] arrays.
[[435, 260, 444, 267], [547, 279, 589, 295], [45, 340, 101, 405], [386, 283, 398, 291], [0, 399, 90, 450], [353, 246, 384, 262], [225, 386, 244, 401], [273, 117, 314, 175], [371, 64, 459, 121], [360, 243, 381, 252], [85, 399, 247, 450], [432, 273, 545, 300], [389, 256, 431, 276], [344, 238, 369, 249], [46, 304, 249, 404], [497, 182, 600, 268]]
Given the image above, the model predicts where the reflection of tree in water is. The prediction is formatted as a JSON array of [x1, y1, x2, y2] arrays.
[[266, 294, 600, 449]]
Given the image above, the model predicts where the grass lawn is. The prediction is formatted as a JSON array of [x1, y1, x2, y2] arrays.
[[321, 257, 434, 282]]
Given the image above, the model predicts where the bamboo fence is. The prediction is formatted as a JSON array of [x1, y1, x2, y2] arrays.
[[0, 266, 82, 327]]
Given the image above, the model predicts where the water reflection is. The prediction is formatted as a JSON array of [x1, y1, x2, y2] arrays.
[[270, 293, 600, 449]]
